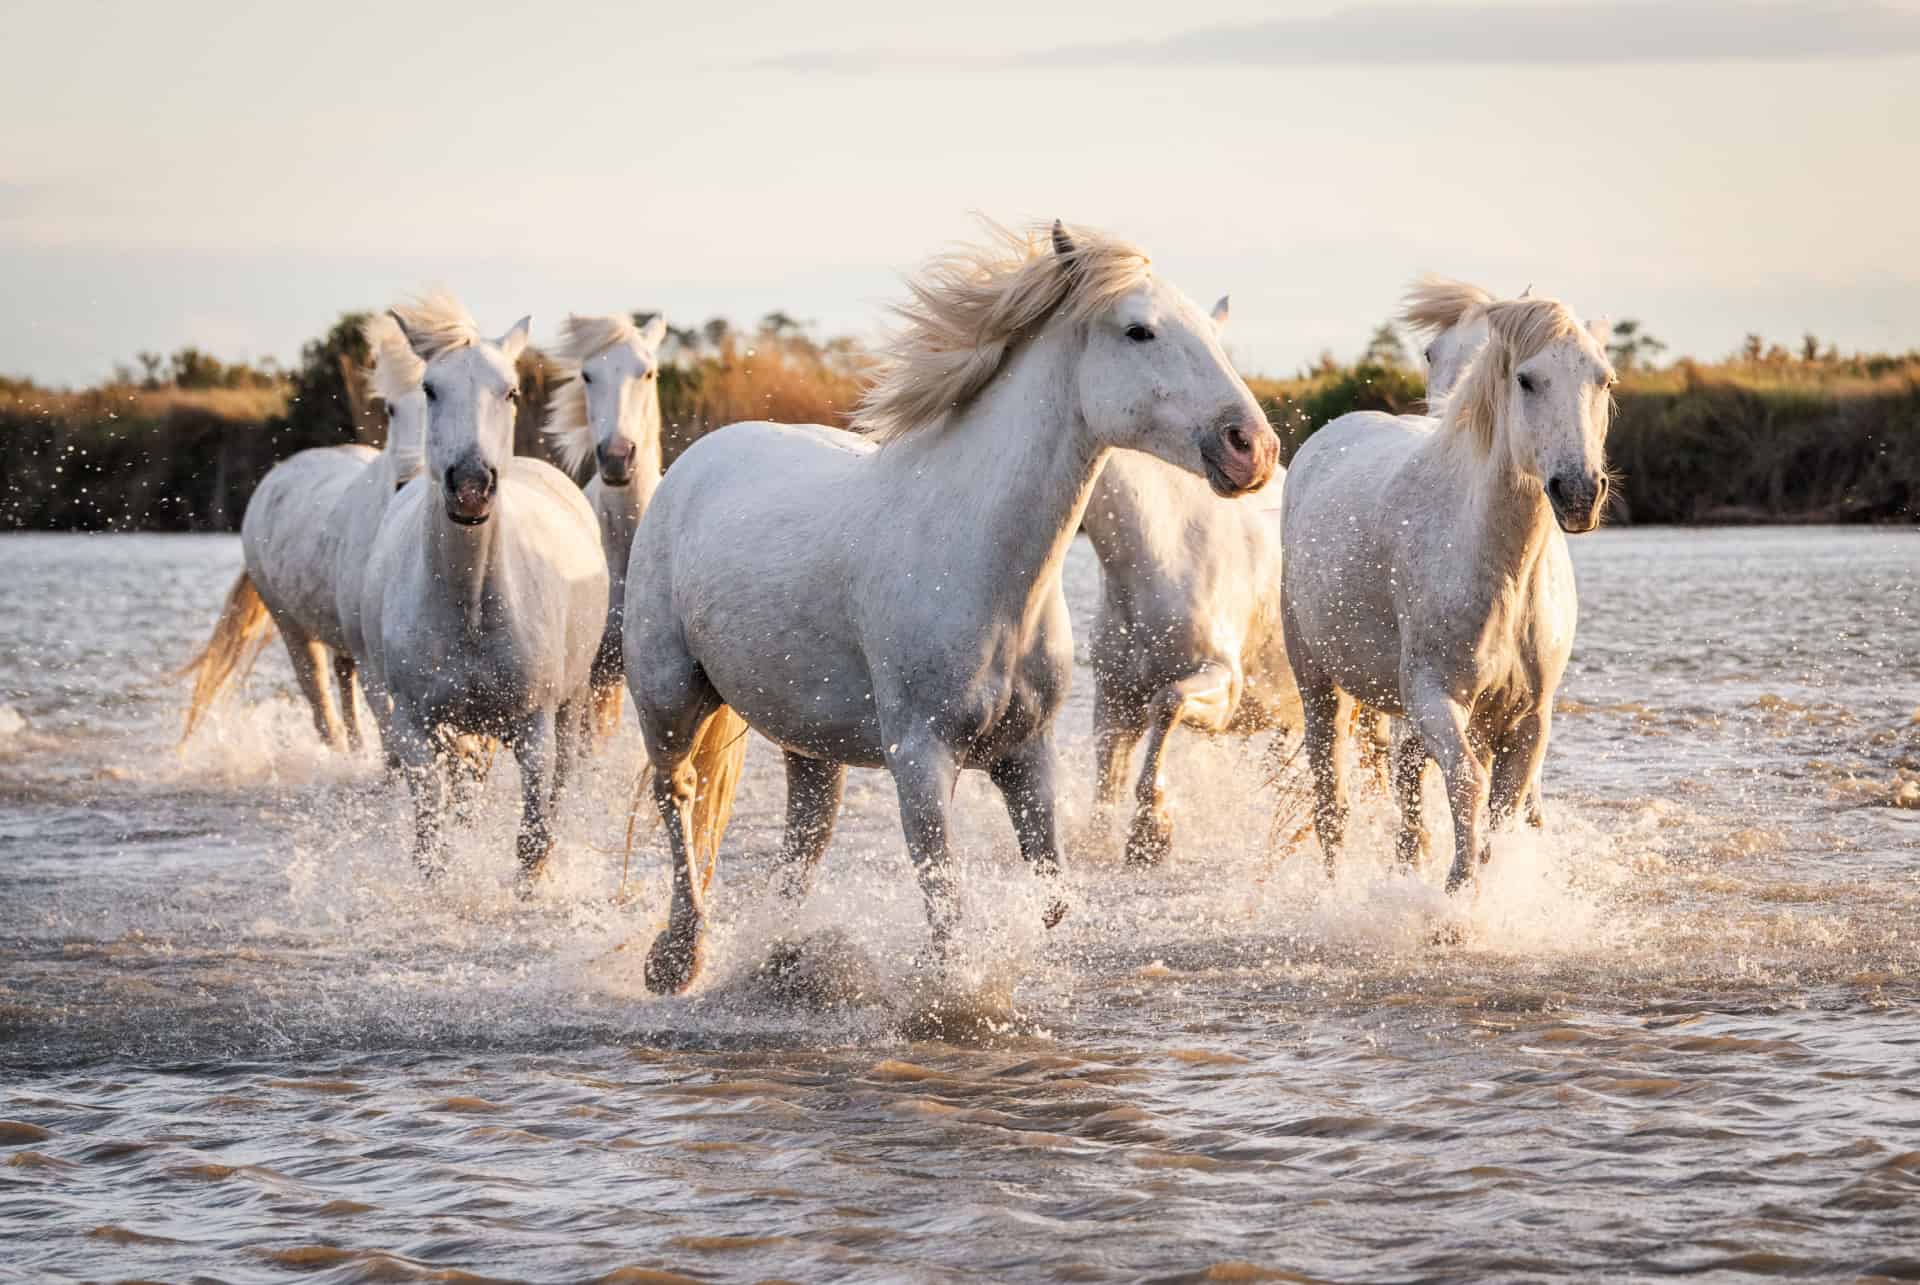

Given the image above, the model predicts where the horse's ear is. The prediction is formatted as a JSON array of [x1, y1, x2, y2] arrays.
[[638, 314, 668, 350], [389, 309, 427, 358], [1210, 294, 1231, 334], [1588, 315, 1613, 346], [1051, 219, 1077, 261], [1518, 283, 1534, 299], [497, 315, 532, 362]]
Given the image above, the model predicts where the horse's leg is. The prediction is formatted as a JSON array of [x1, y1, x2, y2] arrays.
[[775, 751, 845, 902], [550, 696, 582, 808], [588, 637, 624, 747], [1353, 705, 1393, 791], [1389, 716, 1430, 871], [389, 711, 446, 877], [508, 708, 557, 891], [1489, 708, 1551, 834], [1299, 679, 1350, 877], [1092, 677, 1145, 825], [332, 652, 363, 753], [988, 734, 1069, 929], [886, 734, 962, 953], [1126, 664, 1233, 868], [286, 634, 347, 750], [639, 668, 724, 995], [1406, 679, 1490, 894]]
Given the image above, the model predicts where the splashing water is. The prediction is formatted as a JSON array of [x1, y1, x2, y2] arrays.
[[1, 527, 1917, 1280]]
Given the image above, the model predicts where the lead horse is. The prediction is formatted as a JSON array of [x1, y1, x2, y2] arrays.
[[623, 220, 1280, 993], [1083, 296, 1300, 866], [1281, 295, 1613, 892], [360, 293, 609, 884]]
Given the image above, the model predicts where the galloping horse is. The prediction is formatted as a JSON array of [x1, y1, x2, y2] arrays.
[[1281, 296, 1613, 891], [180, 444, 374, 750], [623, 221, 1280, 993], [540, 312, 669, 743], [1083, 297, 1299, 866], [359, 294, 608, 883], [331, 313, 429, 758]]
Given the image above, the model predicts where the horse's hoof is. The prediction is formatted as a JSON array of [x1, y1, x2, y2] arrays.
[[645, 926, 704, 995], [1125, 812, 1172, 868], [1428, 919, 1469, 947], [1042, 897, 1069, 929]]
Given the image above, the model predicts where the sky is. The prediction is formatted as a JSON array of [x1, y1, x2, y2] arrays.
[[3, 0, 1917, 384]]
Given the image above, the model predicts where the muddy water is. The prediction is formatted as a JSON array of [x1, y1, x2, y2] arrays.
[[1, 527, 1916, 1282]]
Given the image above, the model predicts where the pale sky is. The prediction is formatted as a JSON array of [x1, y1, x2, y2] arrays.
[[4, 0, 1917, 384]]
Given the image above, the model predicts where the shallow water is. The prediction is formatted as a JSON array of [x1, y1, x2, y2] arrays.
[[1, 527, 1917, 1283]]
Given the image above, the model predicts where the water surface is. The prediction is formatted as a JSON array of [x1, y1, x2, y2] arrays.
[[1, 528, 1917, 1282]]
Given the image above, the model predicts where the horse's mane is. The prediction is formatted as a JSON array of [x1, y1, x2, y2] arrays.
[[361, 312, 426, 404], [1446, 297, 1609, 453], [541, 314, 646, 474], [1400, 275, 1493, 337], [854, 220, 1153, 444], [389, 290, 483, 362]]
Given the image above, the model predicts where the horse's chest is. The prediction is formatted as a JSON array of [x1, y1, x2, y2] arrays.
[[948, 618, 1071, 764]]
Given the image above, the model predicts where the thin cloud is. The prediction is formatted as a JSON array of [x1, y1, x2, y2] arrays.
[[763, 1, 1920, 71]]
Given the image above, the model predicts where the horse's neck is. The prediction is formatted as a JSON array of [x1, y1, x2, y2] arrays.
[[629, 382, 665, 482], [1086, 452, 1217, 571], [422, 491, 504, 632], [874, 326, 1102, 632], [377, 445, 424, 490], [1427, 427, 1555, 594], [597, 386, 665, 532]]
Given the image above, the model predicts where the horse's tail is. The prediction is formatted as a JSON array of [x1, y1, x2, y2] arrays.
[[177, 570, 276, 744], [687, 705, 749, 887]]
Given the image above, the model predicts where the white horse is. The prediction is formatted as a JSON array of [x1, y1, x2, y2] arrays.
[[1280, 295, 1614, 892], [329, 313, 429, 758], [1405, 275, 1494, 402], [359, 293, 609, 882], [1082, 295, 1300, 865], [181, 443, 374, 749], [623, 220, 1280, 993], [540, 312, 669, 742]]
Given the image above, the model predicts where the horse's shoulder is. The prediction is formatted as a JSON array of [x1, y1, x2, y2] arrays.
[[505, 457, 597, 528]]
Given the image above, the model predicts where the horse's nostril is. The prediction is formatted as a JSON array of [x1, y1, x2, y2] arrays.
[[1227, 427, 1251, 454], [1547, 476, 1567, 505]]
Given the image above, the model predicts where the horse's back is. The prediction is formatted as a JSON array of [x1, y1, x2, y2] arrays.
[[1280, 413, 1432, 704], [501, 459, 611, 686], [242, 444, 376, 648]]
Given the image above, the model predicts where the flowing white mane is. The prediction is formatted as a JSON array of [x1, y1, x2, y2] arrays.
[[361, 312, 426, 404], [540, 314, 654, 475], [854, 220, 1153, 444], [389, 290, 483, 362], [1400, 275, 1493, 338], [1445, 297, 1611, 453]]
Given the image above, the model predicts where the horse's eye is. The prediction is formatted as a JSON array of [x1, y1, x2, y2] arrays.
[[506, 387, 520, 404], [423, 383, 437, 403], [1125, 324, 1154, 343], [644, 369, 656, 381], [1517, 372, 1536, 394], [1424, 346, 1436, 364], [580, 371, 592, 386]]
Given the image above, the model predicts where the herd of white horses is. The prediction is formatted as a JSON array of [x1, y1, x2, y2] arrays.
[[181, 220, 1616, 993]]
